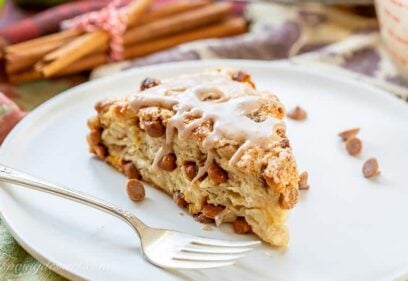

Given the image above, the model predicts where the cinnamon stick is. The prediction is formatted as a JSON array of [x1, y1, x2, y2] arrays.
[[7, 56, 41, 74], [59, 16, 247, 75], [37, 0, 153, 78], [10, 16, 247, 83], [37, 2, 231, 78], [126, 0, 155, 27], [37, 30, 109, 77], [8, 54, 107, 84], [138, 0, 211, 25], [8, 17, 247, 84], [124, 17, 246, 59], [5, 29, 81, 54], [6, 30, 108, 74], [8, 69, 42, 84], [4, 0, 212, 75], [124, 2, 232, 46], [5, 0, 207, 55], [6, 39, 74, 73], [7, 40, 67, 62]]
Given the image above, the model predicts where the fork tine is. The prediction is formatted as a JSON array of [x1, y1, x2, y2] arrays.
[[192, 237, 261, 247], [173, 252, 245, 262], [181, 245, 253, 254], [166, 260, 235, 269]]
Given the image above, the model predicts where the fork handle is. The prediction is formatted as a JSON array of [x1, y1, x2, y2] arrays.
[[0, 164, 147, 234]]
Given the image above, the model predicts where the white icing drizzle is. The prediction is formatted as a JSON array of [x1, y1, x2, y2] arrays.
[[130, 72, 285, 174]]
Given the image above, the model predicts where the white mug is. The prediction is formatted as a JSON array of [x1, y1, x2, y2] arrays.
[[376, 0, 408, 78]]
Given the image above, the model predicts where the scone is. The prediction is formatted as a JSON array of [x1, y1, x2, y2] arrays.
[[86, 68, 299, 246]]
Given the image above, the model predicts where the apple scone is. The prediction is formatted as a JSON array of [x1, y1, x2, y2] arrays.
[[86, 68, 299, 246]]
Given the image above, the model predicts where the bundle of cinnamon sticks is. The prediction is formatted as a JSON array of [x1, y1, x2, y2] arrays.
[[3, 0, 247, 84]]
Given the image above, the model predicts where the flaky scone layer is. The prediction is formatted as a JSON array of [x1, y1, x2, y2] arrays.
[[87, 69, 299, 246]]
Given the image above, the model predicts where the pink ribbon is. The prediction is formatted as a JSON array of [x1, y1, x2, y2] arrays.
[[62, 0, 128, 62]]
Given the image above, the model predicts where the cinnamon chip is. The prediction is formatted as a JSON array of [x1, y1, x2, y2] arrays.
[[183, 161, 197, 181], [88, 129, 101, 145], [144, 120, 165, 138], [93, 144, 107, 160], [345, 137, 362, 156], [127, 179, 145, 202], [298, 171, 310, 190], [338, 128, 360, 141], [232, 218, 252, 234], [287, 106, 307, 121], [208, 162, 228, 184], [173, 191, 188, 208], [194, 213, 213, 224], [122, 161, 141, 179], [158, 153, 177, 171], [362, 158, 380, 178], [140, 77, 161, 91], [280, 138, 290, 148], [201, 203, 225, 219], [231, 70, 255, 88]]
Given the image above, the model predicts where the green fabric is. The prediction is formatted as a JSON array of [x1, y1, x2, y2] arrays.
[[0, 222, 65, 280], [11, 78, 88, 111]]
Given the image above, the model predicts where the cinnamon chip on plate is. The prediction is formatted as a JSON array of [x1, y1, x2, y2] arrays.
[[338, 128, 360, 141], [298, 171, 310, 190], [127, 179, 145, 202], [362, 158, 380, 178], [287, 106, 307, 121], [345, 137, 362, 156]]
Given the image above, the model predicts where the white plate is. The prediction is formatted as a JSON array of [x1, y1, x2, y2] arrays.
[[1, 60, 408, 281]]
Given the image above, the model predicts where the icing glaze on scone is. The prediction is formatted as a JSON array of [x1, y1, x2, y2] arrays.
[[130, 72, 286, 178]]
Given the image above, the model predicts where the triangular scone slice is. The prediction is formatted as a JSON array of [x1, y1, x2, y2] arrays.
[[87, 69, 299, 246]]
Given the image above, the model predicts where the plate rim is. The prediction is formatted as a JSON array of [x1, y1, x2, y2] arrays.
[[0, 59, 407, 281]]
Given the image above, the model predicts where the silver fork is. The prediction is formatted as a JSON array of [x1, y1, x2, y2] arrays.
[[0, 164, 260, 269]]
